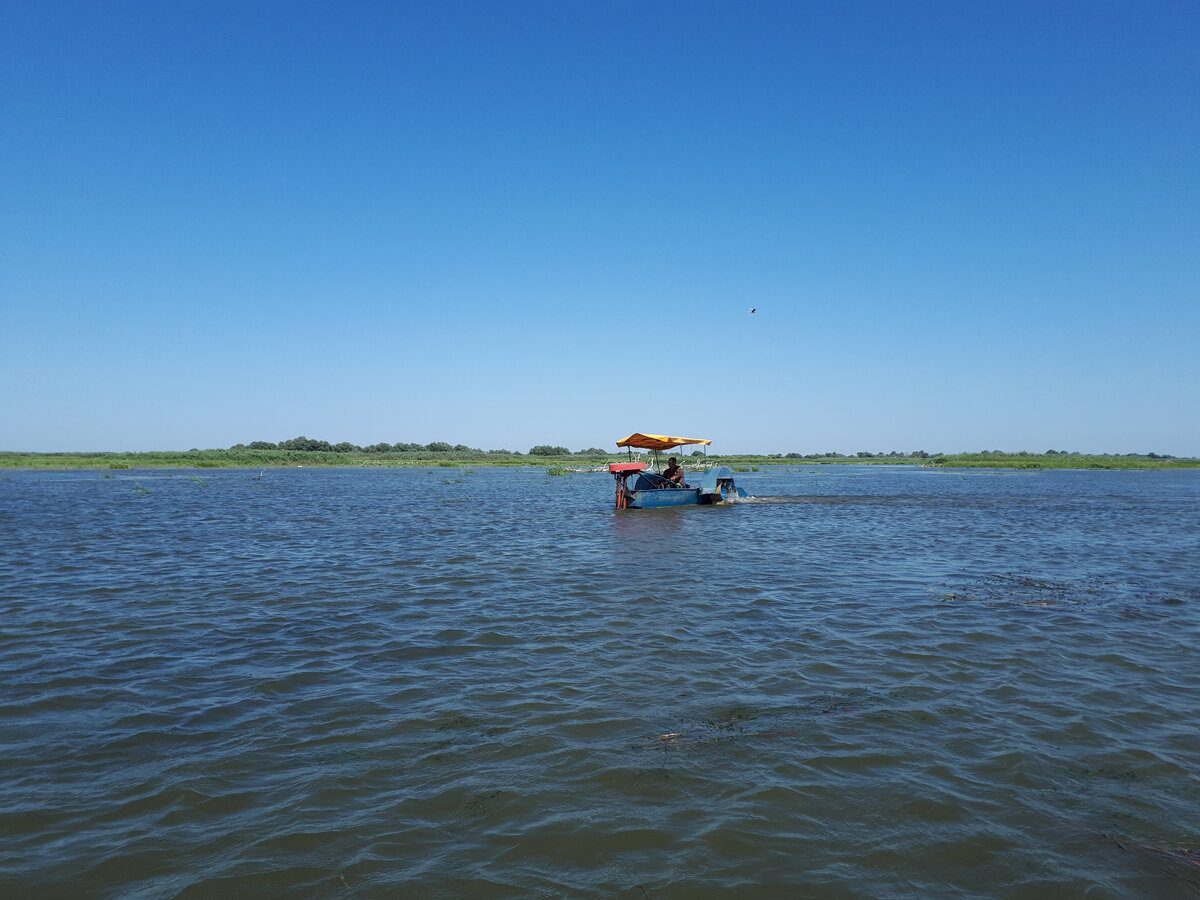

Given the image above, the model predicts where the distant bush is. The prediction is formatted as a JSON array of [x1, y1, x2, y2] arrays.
[[529, 445, 569, 456], [279, 436, 333, 452]]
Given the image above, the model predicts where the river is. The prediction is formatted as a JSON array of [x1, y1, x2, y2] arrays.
[[1, 465, 1197, 897]]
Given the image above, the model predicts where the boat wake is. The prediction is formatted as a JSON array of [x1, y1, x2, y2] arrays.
[[736, 495, 882, 504]]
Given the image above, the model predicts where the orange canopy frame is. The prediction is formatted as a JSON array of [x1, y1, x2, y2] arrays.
[[616, 433, 712, 452]]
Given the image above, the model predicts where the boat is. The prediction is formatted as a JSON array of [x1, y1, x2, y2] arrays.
[[609, 433, 748, 509]]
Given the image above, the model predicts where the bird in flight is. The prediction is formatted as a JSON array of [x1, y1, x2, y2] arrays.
[[749, 307, 756, 314]]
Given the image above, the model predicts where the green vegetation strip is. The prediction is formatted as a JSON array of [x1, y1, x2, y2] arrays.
[[1, 447, 1195, 471]]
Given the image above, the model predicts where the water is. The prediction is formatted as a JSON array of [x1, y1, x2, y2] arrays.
[[1, 465, 1198, 898]]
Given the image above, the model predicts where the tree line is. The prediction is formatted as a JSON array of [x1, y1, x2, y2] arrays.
[[229, 437, 611, 456], [225, 440, 1180, 461]]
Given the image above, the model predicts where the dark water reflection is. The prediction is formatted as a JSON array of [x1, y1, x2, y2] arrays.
[[1, 465, 1198, 897]]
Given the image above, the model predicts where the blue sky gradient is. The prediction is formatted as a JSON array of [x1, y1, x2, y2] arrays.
[[3, 1, 1197, 454]]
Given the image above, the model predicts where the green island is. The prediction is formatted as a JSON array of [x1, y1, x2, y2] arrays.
[[1, 438, 1196, 470]]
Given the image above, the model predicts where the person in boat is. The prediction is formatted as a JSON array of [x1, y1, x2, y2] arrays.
[[662, 456, 685, 486]]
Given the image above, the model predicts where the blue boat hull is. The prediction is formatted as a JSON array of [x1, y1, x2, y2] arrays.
[[628, 487, 703, 508], [621, 466, 746, 509]]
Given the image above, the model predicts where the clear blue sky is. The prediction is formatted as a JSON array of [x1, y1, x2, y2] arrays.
[[3, 1, 1197, 455]]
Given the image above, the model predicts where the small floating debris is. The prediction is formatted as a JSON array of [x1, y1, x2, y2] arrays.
[[641, 706, 808, 749], [645, 723, 801, 749], [639, 694, 877, 750]]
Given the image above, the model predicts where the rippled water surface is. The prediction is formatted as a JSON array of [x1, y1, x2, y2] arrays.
[[2, 465, 1199, 898]]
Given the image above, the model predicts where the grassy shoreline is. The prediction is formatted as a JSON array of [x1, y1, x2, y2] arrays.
[[1, 450, 1196, 471]]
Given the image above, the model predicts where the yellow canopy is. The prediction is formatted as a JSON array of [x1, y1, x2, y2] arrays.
[[616, 433, 712, 451]]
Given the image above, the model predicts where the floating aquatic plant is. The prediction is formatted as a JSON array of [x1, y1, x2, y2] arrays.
[[1104, 832, 1200, 872], [935, 573, 1163, 608]]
